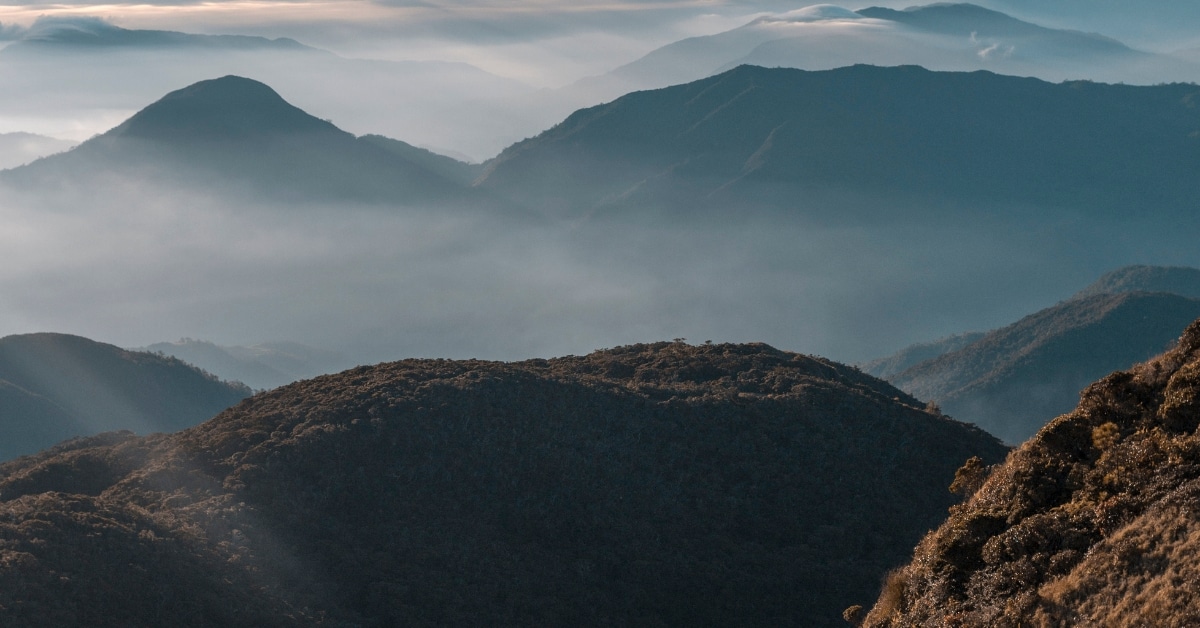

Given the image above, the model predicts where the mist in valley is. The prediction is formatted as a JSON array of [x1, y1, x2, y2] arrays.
[[2, 0, 1200, 373], [3, 163, 1193, 372]]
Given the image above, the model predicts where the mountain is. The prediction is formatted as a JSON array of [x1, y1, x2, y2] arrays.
[[860, 332, 987, 380], [0, 17, 535, 161], [7, 16, 312, 52], [562, 3, 1190, 111], [0, 342, 1006, 626], [3, 76, 484, 206], [141, 339, 348, 391], [0, 333, 250, 461], [478, 64, 1200, 223], [860, 316, 1200, 626], [0, 132, 75, 169], [888, 291, 1200, 444], [1071, 264, 1200, 300]]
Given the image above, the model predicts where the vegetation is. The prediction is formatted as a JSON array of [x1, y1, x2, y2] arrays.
[[863, 317, 1200, 626], [0, 342, 1005, 626]]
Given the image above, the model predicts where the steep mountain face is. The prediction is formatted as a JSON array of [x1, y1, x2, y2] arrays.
[[862, 317, 1200, 626], [3, 76, 483, 206], [0, 342, 1006, 626], [889, 292, 1200, 444], [478, 64, 1200, 222], [0, 333, 250, 461]]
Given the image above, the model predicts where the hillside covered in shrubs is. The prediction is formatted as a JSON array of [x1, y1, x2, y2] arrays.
[[0, 342, 1005, 626], [862, 318, 1200, 626]]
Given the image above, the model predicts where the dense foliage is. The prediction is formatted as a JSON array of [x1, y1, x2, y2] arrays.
[[0, 342, 1004, 626], [863, 318, 1200, 626]]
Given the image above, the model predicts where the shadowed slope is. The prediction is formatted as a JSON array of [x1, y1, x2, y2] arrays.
[[0, 333, 250, 461], [863, 318, 1200, 626], [0, 342, 1005, 626], [889, 292, 1200, 444]]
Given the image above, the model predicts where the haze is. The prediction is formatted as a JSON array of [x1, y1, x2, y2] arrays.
[[2, 0, 1200, 371]]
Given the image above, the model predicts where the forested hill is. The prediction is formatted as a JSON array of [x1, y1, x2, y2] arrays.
[[0, 341, 1005, 626]]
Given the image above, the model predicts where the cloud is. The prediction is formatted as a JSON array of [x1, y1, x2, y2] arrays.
[[0, 21, 28, 40]]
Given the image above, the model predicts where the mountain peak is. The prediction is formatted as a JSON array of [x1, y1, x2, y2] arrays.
[[105, 75, 343, 142]]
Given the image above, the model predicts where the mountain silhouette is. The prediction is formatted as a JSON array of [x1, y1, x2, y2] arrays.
[[1071, 264, 1200, 300], [561, 2, 1178, 115], [140, 339, 348, 391], [888, 291, 1200, 444], [856, 4, 1130, 53], [860, 332, 987, 380], [861, 316, 1200, 626], [5, 76, 487, 206], [0, 342, 1005, 626], [478, 64, 1200, 223], [0, 333, 250, 461], [8, 16, 312, 52]]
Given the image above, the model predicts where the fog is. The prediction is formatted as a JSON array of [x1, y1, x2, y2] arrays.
[[4, 166, 1196, 372], [2, 1, 1200, 370]]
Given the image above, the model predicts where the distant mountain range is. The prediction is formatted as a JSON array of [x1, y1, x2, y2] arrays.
[[141, 339, 349, 391], [0, 17, 534, 160], [8, 16, 312, 53], [563, 3, 1196, 110], [0, 342, 1006, 625], [862, 316, 1200, 626], [0, 132, 75, 169], [872, 265, 1200, 444], [0, 333, 250, 461], [479, 64, 1200, 223], [3, 76, 488, 207]]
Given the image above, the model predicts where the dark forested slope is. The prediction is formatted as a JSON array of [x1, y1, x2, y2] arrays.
[[863, 317, 1200, 626], [0, 342, 1005, 626]]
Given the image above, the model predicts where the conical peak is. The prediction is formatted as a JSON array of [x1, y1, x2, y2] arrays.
[[107, 75, 342, 141]]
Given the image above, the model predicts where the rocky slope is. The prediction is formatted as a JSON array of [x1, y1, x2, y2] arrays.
[[0, 342, 1005, 626], [862, 317, 1200, 626]]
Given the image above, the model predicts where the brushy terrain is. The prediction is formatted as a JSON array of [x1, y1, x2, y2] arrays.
[[862, 318, 1200, 627], [0, 341, 1004, 626]]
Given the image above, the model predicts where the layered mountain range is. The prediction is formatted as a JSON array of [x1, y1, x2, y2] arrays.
[[872, 266, 1200, 444], [0, 333, 250, 461], [0, 342, 1006, 626]]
